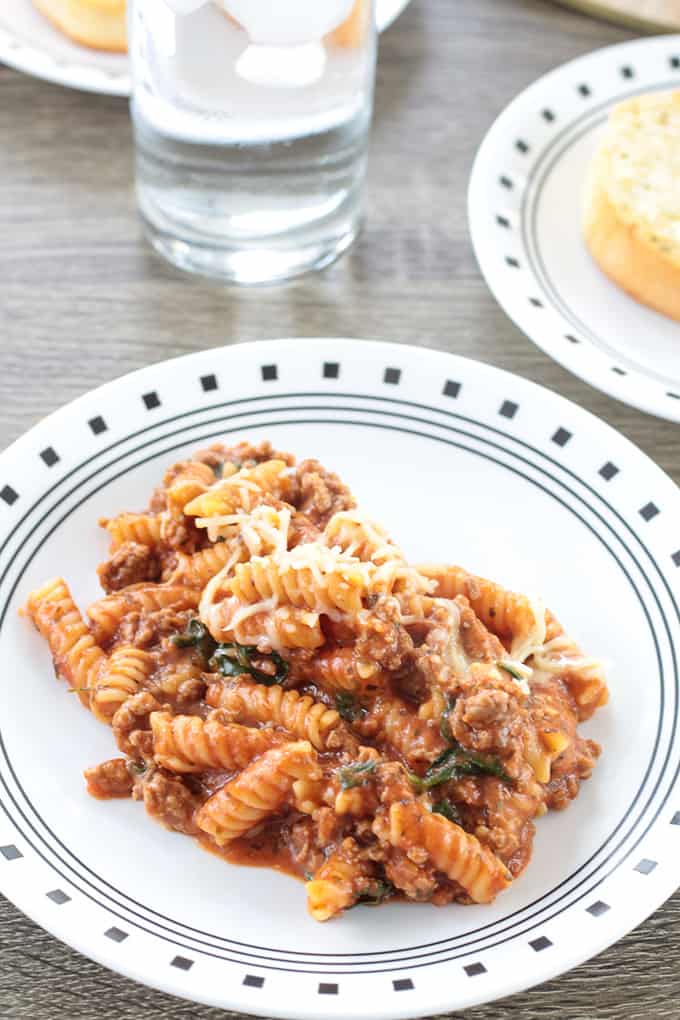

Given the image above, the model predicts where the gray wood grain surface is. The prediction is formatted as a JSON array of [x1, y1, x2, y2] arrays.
[[1, 0, 678, 1016]]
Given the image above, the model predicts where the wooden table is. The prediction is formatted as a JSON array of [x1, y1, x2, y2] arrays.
[[1, 0, 679, 1016]]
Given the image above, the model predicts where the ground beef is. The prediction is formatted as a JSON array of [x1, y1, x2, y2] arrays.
[[115, 607, 194, 648], [355, 596, 414, 672], [288, 512, 322, 548], [137, 768, 200, 835], [97, 541, 161, 594], [288, 818, 326, 875], [451, 670, 527, 760], [113, 691, 160, 757], [456, 596, 505, 662], [159, 511, 207, 554], [383, 848, 438, 901], [84, 758, 134, 799], [545, 736, 600, 811], [192, 440, 296, 471], [294, 459, 356, 527]]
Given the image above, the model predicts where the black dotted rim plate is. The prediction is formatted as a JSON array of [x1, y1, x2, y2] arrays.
[[468, 34, 680, 424], [0, 339, 678, 1019]]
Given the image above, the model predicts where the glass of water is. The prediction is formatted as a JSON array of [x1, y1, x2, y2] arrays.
[[129, 0, 377, 284]]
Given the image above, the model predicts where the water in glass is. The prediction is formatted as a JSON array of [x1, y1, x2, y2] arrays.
[[129, 0, 377, 283]]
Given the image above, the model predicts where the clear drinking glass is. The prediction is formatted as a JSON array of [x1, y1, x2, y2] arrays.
[[129, 0, 377, 284]]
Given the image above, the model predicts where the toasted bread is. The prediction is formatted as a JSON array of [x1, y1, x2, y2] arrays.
[[33, 0, 127, 53], [583, 90, 680, 323]]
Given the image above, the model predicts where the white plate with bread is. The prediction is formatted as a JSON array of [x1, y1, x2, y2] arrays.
[[468, 35, 680, 424], [0, 0, 410, 96]]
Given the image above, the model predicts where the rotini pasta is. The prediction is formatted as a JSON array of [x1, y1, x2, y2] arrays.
[[418, 564, 546, 662], [150, 711, 284, 772], [91, 645, 155, 723], [25, 578, 106, 709], [195, 741, 320, 844], [25, 439, 607, 921], [87, 584, 200, 642], [205, 679, 354, 752], [378, 799, 511, 903], [101, 513, 162, 551]]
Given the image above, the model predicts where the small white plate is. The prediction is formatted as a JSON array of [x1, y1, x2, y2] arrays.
[[468, 35, 680, 423], [0, 0, 410, 96], [1, 338, 679, 1018]]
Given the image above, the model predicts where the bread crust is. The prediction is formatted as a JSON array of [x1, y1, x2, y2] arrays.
[[583, 150, 680, 324], [33, 0, 127, 53]]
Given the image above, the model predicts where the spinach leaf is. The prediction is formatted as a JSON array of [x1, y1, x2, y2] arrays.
[[171, 618, 217, 660], [337, 759, 378, 790], [355, 880, 394, 906], [210, 642, 289, 686], [409, 743, 511, 792], [432, 799, 462, 825], [335, 692, 366, 723]]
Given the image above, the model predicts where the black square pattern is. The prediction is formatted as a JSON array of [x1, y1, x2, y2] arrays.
[[46, 889, 71, 905], [668, 392, 680, 400], [671, 811, 680, 825], [0, 845, 22, 861], [671, 56, 680, 70], [542, 108, 555, 122], [496, 215, 510, 228], [384, 368, 401, 385], [505, 256, 520, 268], [586, 900, 610, 917], [611, 367, 627, 376], [621, 65, 634, 78], [639, 502, 660, 522], [516, 139, 529, 154], [318, 983, 338, 995], [200, 374, 218, 392], [171, 956, 193, 971], [393, 979, 414, 991], [105, 927, 128, 943], [0, 485, 18, 506], [323, 362, 340, 379], [243, 975, 265, 988], [673, 551, 680, 568], [464, 963, 487, 977], [565, 334, 580, 344], [552, 427, 572, 447], [142, 391, 161, 410], [261, 364, 278, 381], [578, 83, 591, 96], [40, 447, 60, 467], [634, 858, 657, 875], [499, 400, 518, 419], [529, 936, 552, 952], [599, 462, 619, 481], [500, 175, 513, 189], [88, 416, 107, 436], [443, 379, 461, 399], [529, 297, 543, 307]]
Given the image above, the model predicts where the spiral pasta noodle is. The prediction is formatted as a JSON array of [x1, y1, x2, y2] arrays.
[[150, 711, 284, 772], [195, 741, 320, 844], [380, 800, 511, 903], [102, 513, 162, 552], [25, 578, 106, 710], [206, 680, 353, 752], [87, 584, 199, 642], [91, 645, 155, 723]]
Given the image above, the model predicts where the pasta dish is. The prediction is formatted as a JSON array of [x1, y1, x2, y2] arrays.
[[25, 440, 608, 920]]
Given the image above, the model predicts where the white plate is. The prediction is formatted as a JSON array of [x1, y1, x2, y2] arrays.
[[0, 0, 410, 95], [1, 338, 679, 1019], [468, 35, 680, 423]]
